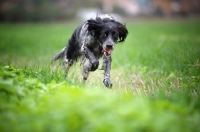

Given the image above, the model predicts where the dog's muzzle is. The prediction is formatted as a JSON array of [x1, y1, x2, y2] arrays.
[[102, 43, 113, 55], [102, 49, 112, 55], [102, 40, 114, 56]]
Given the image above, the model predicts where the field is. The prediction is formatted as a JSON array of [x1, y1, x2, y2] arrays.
[[0, 20, 200, 131]]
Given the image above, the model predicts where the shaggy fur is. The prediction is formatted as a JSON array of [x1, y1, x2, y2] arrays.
[[51, 14, 128, 87]]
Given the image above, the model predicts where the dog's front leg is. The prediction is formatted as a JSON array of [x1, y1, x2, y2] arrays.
[[85, 47, 99, 71], [82, 47, 99, 81], [103, 55, 112, 88]]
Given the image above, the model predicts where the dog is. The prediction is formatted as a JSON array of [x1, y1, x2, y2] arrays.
[[51, 14, 128, 88]]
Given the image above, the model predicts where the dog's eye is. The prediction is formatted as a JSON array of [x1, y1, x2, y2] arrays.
[[102, 32, 109, 37], [102, 33, 107, 37]]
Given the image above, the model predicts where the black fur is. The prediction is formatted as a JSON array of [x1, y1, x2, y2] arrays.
[[51, 14, 128, 88]]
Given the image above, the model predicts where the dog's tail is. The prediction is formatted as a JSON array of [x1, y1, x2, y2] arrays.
[[51, 47, 66, 65]]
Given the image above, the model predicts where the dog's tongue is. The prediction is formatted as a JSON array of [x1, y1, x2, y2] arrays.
[[102, 49, 112, 55]]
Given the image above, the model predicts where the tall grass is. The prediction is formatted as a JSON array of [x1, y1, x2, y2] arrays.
[[0, 20, 200, 131], [0, 21, 199, 96]]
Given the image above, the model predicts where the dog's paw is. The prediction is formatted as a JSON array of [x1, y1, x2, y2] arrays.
[[90, 60, 99, 71], [103, 79, 112, 88]]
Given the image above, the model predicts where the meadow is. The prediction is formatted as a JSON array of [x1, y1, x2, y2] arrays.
[[0, 20, 200, 131]]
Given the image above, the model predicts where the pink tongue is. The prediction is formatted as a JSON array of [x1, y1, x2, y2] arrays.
[[107, 50, 112, 54], [102, 49, 112, 55]]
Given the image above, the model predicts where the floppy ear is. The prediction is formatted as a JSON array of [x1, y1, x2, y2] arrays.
[[117, 22, 128, 43], [87, 19, 102, 37]]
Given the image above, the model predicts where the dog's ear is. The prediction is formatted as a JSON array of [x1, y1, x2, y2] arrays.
[[116, 22, 128, 43], [87, 19, 102, 37]]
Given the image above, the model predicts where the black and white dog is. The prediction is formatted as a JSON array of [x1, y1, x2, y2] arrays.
[[51, 14, 128, 88]]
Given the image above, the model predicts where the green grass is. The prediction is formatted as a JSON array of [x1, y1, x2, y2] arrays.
[[0, 20, 200, 131]]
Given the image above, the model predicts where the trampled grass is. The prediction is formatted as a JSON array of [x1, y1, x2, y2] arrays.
[[0, 20, 200, 131]]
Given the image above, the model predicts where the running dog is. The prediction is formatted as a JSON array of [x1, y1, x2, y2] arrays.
[[51, 14, 128, 88]]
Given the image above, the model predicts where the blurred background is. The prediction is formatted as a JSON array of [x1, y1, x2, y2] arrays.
[[0, 0, 200, 22]]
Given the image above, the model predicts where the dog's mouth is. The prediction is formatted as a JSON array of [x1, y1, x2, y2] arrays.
[[102, 49, 112, 55]]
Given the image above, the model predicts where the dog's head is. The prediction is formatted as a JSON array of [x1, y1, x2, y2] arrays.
[[87, 15, 128, 55]]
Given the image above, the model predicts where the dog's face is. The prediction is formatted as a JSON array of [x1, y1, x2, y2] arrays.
[[87, 18, 128, 55], [99, 23, 119, 53]]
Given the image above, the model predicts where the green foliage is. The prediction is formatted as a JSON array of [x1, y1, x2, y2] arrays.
[[0, 65, 200, 132]]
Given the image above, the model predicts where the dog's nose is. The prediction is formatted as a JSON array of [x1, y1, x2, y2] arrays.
[[106, 44, 113, 49]]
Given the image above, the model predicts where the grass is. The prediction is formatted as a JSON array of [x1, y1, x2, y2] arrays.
[[0, 20, 200, 131]]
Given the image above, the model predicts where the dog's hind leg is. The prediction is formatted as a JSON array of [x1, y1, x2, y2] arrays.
[[62, 41, 79, 76], [63, 50, 74, 76], [63, 58, 74, 76]]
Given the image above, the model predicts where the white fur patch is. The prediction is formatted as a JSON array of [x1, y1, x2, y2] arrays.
[[91, 14, 114, 20]]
